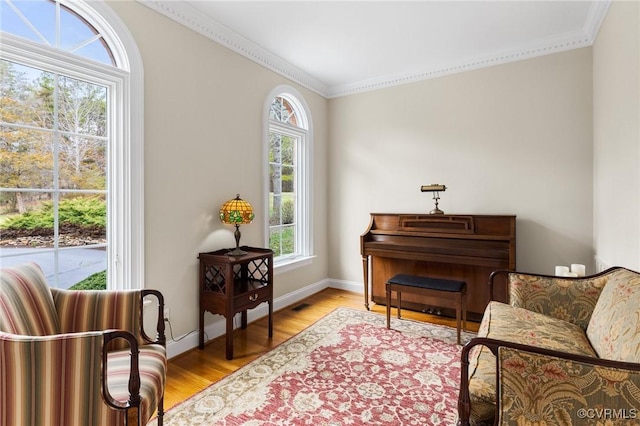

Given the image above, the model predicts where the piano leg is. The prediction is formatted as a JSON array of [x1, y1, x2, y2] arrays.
[[362, 255, 370, 310]]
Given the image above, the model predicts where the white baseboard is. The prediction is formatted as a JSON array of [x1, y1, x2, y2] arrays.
[[327, 278, 364, 295], [165, 278, 364, 359]]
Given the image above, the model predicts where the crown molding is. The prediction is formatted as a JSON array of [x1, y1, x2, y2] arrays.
[[329, 31, 594, 98], [137, 0, 330, 97], [329, 0, 611, 98], [583, 0, 611, 43], [138, 0, 610, 100]]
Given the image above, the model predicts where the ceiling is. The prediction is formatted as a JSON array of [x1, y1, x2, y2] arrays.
[[139, 1, 610, 98]]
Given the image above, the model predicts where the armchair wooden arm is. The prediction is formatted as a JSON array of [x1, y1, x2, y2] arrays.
[[140, 289, 166, 346], [103, 330, 142, 424]]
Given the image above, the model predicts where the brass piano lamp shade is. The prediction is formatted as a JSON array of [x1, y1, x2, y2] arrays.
[[420, 184, 447, 215], [219, 194, 255, 256]]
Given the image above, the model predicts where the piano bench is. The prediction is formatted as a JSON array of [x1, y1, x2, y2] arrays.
[[385, 274, 467, 344]]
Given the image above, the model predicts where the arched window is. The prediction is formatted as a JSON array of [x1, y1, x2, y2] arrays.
[[0, 0, 143, 290], [265, 87, 312, 267]]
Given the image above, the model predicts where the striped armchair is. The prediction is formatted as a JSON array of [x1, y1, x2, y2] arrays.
[[0, 262, 167, 426]]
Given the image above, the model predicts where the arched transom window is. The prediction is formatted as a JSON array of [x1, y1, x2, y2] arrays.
[[1, 0, 115, 65]]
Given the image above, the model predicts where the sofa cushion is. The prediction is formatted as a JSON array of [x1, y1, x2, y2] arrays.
[[0, 262, 60, 335], [508, 272, 608, 330], [468, 301, 597, 424], [587, 268, 640, 362]]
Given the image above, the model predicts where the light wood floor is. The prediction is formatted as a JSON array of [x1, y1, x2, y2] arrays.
[[163, 288, 480, 410]]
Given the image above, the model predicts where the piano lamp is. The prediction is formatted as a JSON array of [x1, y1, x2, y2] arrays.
[[421, 184, 447, 215], [219, 194, 255, 256]]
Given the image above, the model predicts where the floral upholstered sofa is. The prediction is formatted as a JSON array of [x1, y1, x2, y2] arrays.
[[457, 266, 640, 425]]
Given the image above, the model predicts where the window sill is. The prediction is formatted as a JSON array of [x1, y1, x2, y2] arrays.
[[274, 255, 316, 274]]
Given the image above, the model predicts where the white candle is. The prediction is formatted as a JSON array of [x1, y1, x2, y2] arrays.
[[570, 264, 586, 277], [563, 271, 578, 277], [555, 266, 569, 276]]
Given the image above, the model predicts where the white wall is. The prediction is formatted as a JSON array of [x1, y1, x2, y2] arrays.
[[593, 0, 640, 271], [328, 48, 594, 282], [106, 1, 329, 344]]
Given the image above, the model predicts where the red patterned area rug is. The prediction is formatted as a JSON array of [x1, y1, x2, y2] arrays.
[[151, 307, 475, 426]]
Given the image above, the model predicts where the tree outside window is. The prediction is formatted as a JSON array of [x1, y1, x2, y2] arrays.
[[1, 60, 108, 288]]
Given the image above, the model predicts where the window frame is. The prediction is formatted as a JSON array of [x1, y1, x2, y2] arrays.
[[263, 86, 313, 271], [0, 0, 144, 290]]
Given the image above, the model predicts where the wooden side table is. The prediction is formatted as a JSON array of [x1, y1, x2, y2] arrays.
[[198, 246, 273, 359]]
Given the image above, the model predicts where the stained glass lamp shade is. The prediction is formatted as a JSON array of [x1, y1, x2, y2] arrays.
[[219, 194, 255, 256]]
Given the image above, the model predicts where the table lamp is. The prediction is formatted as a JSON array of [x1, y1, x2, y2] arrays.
[[219, 194, 255, 256], [421, 184, 447, 214]]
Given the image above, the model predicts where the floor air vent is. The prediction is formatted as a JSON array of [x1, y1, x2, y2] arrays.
[[292, 303, 310, 311]]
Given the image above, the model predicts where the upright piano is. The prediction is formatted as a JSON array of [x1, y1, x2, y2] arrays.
[[360, 213, 516, 321]]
